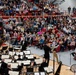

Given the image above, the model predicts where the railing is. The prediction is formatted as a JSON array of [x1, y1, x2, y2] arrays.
[[0, 14, 69, 18]]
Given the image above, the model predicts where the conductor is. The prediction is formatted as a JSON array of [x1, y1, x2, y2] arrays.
[[43, 43, 51, 66]]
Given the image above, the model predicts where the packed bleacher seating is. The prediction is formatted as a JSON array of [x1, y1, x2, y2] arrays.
[[0, 0, 76, 75], [0, 0, 63, 17], [0, 16, 76, 51], [0, 15, 76, 50]]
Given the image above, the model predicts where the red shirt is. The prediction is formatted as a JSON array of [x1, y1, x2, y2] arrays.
[[17, 35, 21, 41], [41, 28, 46, 33]]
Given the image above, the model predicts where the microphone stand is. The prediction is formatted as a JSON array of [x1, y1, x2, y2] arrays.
[[53, 55, 55, 75], [74, 72, 75, 75], [53, 50, 55, 75], [70, 50, 72, 65], [59, 52, 61, 62]]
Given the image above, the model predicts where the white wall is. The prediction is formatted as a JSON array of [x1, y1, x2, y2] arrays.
[[59, 0, 76, 12]]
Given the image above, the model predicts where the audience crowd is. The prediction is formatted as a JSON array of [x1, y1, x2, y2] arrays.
[[0, 0, 63, 16], [0, 17, 76, 52], [0, 0, 76, 75], [0, 16, 76, 52], [0, 0, 76, 16]]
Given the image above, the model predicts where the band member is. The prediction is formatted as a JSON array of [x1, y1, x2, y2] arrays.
[[21, 40, 28, 51], [39, 58, 48, 71]]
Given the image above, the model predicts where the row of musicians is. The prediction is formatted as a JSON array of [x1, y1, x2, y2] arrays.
[[0, 58, 48, 75], [0, 54, 34, 61]]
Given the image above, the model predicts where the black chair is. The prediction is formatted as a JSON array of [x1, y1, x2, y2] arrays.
[[2, 46, 8, 50], [9, 47, 13, 51], [27, 67, 33, 72], [27, 67, 33, 75], [2, 46, 8, 53]]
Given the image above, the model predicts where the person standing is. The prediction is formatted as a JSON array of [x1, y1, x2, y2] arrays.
[[43, 43, 51, 66], [21, 39, 28, 51], [68, 6, 71, 15]]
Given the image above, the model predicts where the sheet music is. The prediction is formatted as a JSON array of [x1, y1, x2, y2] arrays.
[[34, 72, 39, 75], [44, 67, 47, 71], [19, 52, 23, 55], [44, 66, 53, 73], [12, 52, 16, 55], [20, 55, 23, 59], [23, 51, 31, 55], [14, 55, 23, 59], [9, 51, 13, 56], [1, 55, 9, 59], [35, 58, 43, 64], [8, 63, 18, 68], [40, 72, 45, 75], [15, 52, 23, 56], [26, 55, 34, 59], [14, 56, 18, 59], [22, 60, 31, 65], [4, 59, 12, 63], [17, 61, 22, 65], [9, 71, 19, 75], [14, 45, 22, 50], [9, 51, 15, 56], [16, 52, 20, 55]]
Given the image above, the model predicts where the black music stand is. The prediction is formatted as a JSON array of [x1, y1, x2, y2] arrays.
[[70, 64, 76, 75]]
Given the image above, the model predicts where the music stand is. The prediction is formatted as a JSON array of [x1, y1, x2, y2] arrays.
[[70, 50, 72, 65], [70, 64, 76, 75]]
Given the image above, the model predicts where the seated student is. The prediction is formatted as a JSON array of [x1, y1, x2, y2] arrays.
[[1, 59, 7, 68], [20, 66, 27, 75], [23, 54, 27, 60], [30, 61, 36, 67], [21, 40, 28, 51], [9, 46, 13, 51], [26, 61, 36, 75], [18, 63, 24, 72], [11, 56, 17, 63], [0, 59, 8, 75], [17, 55, 22, 60], [4, 64, 12, 75], [39, 58, 48, 72]]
